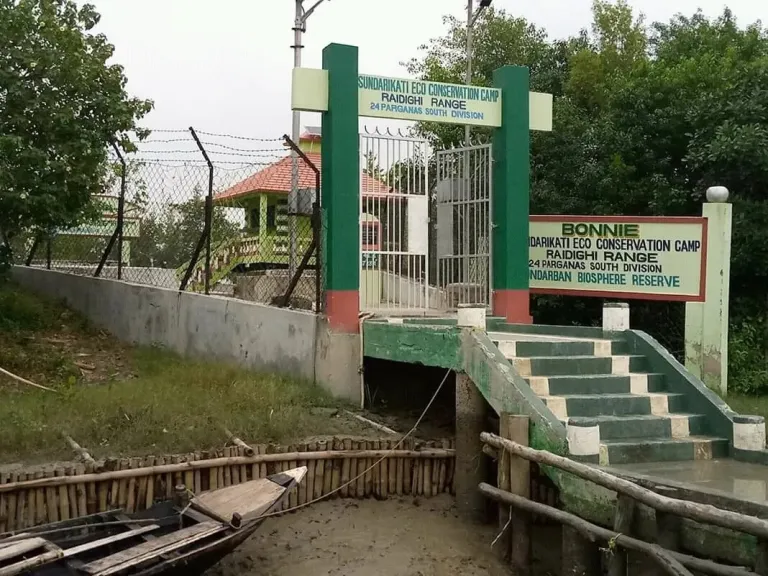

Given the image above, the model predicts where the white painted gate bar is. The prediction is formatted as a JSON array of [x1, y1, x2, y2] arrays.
[[359, 130, 430, 313]]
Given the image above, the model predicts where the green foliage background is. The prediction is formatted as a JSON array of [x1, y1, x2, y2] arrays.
[[407, 1, 768, 394], [0, 0, 152, 270]]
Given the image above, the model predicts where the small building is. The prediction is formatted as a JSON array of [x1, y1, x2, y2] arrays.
[[210, 127, 399, 306]]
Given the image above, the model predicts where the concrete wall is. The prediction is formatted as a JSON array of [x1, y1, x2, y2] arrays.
[[12, 267, 360, 402]]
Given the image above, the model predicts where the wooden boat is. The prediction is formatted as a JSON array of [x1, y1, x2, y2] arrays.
[[0, 466, 307, 576]]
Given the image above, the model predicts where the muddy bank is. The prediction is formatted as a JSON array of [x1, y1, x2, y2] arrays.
[[208, 495, 513, 576]]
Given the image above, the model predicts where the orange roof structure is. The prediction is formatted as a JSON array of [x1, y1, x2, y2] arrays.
[[216, 151, 396, 202]]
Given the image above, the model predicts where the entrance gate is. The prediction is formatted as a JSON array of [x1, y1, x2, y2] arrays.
[[359, 130, 430, 313], [435, 144, 493, 309]]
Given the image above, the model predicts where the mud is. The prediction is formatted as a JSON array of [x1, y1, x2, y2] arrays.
[[207, 495, 513, 576]]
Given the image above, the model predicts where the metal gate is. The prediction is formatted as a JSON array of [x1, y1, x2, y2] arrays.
[[435, 144, 492, 309], [359, 130, 430, 313]]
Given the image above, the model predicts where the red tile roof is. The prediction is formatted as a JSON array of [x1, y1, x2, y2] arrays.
[[215, 151, 395, 201]]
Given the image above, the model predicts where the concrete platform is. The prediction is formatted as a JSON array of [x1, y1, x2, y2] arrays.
[[611, 458, 768, 505]]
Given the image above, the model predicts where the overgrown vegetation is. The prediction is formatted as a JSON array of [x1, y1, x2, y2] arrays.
[[0, 0, 152, 271], [0, 283, 358, 463], [407, 1, 768, 395]]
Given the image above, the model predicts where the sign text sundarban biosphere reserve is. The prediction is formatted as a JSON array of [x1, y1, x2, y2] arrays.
[[358, 75, 502, 127], [528, 216, 708, 301]]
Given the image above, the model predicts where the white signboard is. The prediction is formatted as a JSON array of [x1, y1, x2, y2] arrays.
[[358, 75, 501, 127], [528, 216, 707, 301]]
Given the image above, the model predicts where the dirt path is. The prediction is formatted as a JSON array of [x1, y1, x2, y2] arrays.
[[208, 495, 512, 576]]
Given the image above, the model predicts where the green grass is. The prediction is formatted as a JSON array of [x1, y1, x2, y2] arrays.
[[0, 282, 358, 463], [0, 347, 350, 462]]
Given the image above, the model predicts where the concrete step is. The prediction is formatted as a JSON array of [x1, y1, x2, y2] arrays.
[[541, 392, 687, 419], [512, 355, 647, 377], [495, 338, 628, 358], [568, 414, 708, 440], [525, 373, 667, 396], [601, 436, 729, 465]]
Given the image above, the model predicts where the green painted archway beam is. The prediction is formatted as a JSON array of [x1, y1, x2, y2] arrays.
[[308, 43, 552, 332]]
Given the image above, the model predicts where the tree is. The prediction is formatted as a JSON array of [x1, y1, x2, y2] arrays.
[[407, 2, 768, 391], [131, 187, 241, 270], [0, 0, 153, 269]]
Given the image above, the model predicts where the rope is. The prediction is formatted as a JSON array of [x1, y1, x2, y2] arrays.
[[255, 367, 454, 520]]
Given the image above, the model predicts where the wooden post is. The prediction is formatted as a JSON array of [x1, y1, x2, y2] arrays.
[[502, 415, 531, 575], [755, 539, 768, 576], [497, 415, 512, 531], [608, 494, 636, 576], [562, 525, 601, 576], [656, 487, 681, 552], [455, 373, 486, 520]]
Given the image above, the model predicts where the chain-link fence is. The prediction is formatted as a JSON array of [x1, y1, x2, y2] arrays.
[[12, 129, 322, 312]]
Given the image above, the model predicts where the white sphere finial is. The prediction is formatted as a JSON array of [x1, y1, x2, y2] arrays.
[[706, 186, 729, 203]]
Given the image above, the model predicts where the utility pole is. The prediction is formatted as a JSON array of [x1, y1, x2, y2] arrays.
[[463, 0, 491, 290], [465, 0, 474, 148], [290, 0, 329, 278]]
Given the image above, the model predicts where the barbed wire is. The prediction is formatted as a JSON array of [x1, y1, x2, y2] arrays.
[[137, 158, 276, 167], [142, 129, 284, 142], [134, 149, 286, 159], [138, 139, 288, 155], [197, 130, 283, 142]]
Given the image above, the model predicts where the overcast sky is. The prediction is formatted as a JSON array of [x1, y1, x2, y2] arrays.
[[86, 0, 765, 140]]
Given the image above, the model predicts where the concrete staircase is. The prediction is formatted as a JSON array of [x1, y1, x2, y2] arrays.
[[490, 331, 730, 465]]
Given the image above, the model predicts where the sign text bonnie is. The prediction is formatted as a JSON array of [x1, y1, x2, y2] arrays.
[[528, 216, 707, 301], [358, 75, 502, 127]]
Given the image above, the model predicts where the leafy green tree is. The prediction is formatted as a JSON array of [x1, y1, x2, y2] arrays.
[[132, 187, 241, 270], [0, 0, 152, 270], [407, 2, 768, 390]]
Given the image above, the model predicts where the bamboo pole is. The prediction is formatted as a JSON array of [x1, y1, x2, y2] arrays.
[[344, 411, 398, 435], [388, 440, 397, 495], [331, 439, 342, 499], [62, 435, 95, 466], [0, 366, 57, 392], [44, 469, 57, 524], [0, 472, 9, 533], [322, 442, 333, 497], [481, 432, 768, 541], [6, 472, 17, 532], [222, 428, 255, 457], [340, 439, 351, 499], [85, 461, 97, 514], [480, 484, 743, 576], [64, 467, 76, 521]]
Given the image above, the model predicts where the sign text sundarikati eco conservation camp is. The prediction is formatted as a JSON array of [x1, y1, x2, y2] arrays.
[[358, 75, 502, 127], [528, 217, 707, 301]]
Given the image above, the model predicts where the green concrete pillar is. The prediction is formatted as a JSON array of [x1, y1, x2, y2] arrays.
[[321, 43, 360, 332], [492, 66, 531, 323]]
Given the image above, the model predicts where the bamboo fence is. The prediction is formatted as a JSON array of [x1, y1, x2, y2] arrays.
[[0, 437, 456, 532]]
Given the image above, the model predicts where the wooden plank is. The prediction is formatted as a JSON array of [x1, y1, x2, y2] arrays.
[[192, 478, 285, 523], [0, 544, 63, 576], [0, 538, 47, 562], [62, 524, 160, 558], [83, 522, 224, 576], [0, 537, 32, 551]]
